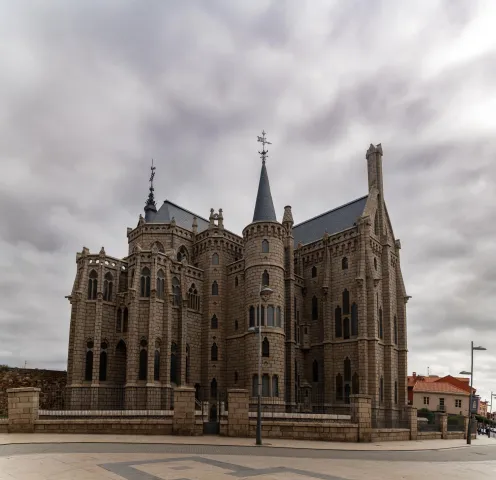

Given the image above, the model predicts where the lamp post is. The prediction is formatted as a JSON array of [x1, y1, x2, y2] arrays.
[[460, 341, 486, 445], [248, 285, 273, 446]]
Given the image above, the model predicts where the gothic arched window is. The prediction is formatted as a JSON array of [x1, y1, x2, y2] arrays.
[[262, 270, 269, 287], [188, 283, 200, 310], [312, 296, 318, 320], [335, 306, 342, 337], [336, 374, 343, 402], [262, 337, 269, 357], [312, 359, 319, 382], [211, 281, 219, 296], [276, 306, 282, 327], [342, 257, 348, 270], [351, 303, 358, 336], [139, 339, 148, 380], [343, 317, 350, 339], [272, 375, 279, 397], [172, 277, 180, 305], [157, 270, 165, 300], [342, 289, 350, 314], [311, 266, 317, 278], [211, 342, 218, 361], [212, 253, 219, 265], [140, 267, 151, 297], [262, 239, 269, 253], [88, 270, 98, 300], [154, 350, 160, 381], [266, 306, 274, 327], [234, 276, 239, 287], [249, 306, 255, 328], [85, 339, 94, 381], [352, 372, 359, 394], [103, 272, 113, 301], [123, 307, 128, 332], [211, 314, 218, 329]]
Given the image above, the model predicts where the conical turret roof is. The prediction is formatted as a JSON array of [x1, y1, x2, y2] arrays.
[[252, 160, 277, 222]]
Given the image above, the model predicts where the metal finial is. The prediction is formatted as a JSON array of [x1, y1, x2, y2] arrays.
[[257, 130, 272, 163], [145, 159, 156, 209]]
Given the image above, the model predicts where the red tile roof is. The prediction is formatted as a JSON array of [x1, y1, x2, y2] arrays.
[[413, 381, 469, 395]]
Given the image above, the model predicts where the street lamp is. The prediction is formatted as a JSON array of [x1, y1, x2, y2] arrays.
[[248, 284, 273, 446], [460, 341, 487, 445]]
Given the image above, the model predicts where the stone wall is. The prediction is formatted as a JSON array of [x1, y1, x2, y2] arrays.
[[0, 367, 66, 415], [371, 429, 410, 442], [417, 431, 442, 440]]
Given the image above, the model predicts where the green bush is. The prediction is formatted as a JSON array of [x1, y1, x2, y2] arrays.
[[418, 408, 435, 424]]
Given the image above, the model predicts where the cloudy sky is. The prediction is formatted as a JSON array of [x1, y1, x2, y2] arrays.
[[1, 0, 495, 404]]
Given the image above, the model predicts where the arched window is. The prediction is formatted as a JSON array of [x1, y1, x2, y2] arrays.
[[272, 375, 279, 397], [99, 341, 108, 381], [311, 266, 317, 278], [374, 257, 378, 270], [374, 210, 379, 236], [212, 253, 219, 265], [88, 270, 98, 300], [342, 257, 348, 270], [211, 281, 218, 296], [379, 308, 383, 339], [157, 270, 165, 300], [115, 340, 127, 385], [262, 337, 269, 357], [123, 307, 128, 332], [234, 320, 238, 330], [344, 384, 351, 404], [210, 378, 218, 398], [85, 340, 94, 381], [140, 267, 151, 297], [312, 360, 319, 382], [153, 241, 165, 253], [335, 306, 342, 337], [351, 303, 358, 336], [234, 276, 238, 287], [336, 374, 343, 401], [186, 344, 190, 384], [276, 307, 282, 327], [211, 342, 218, 361], [139, 339, 148, 380], [342, 289, 350, 314], [249, 306, 255, 328], [344, 358, 351, 382], [394, 316, 398, 344], [103, 272, 113, 301], [170, 342, 178, 384], [379, 376, 384, 404], [262, 374, 270, 397], [172, 277, 181, 306], [154, 350, 160, 381], [262, 270, 269, 287], [176, 246, 188, 263], [352, 372, 359, 394], [188, 283, 200, 310], [252, 375, 258, 397], [262, 239, 269, 253], [211, 314, 218, 329], [257, 305, 265, 326], [118, 271, 128, 292], [116, 308, 122, 333], [266, 306, 274, 326], [343, 317, 350, 339], [394, 380, 398, 404], [234, 371, 238, 384], [312, 296, 318, 320]]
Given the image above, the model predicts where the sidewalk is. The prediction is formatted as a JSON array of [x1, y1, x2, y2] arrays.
[[0, 433, 494, 451]]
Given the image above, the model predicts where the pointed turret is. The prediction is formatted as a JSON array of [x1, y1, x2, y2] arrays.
[[252, 131, 277, 222], [144, 160, 157, 222]]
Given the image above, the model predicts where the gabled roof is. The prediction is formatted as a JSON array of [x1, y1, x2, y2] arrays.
[[252, 161, 277, 222], [292, 195, 368, 246], [150, 200, 210, 232], [413, 381, 469, 395]]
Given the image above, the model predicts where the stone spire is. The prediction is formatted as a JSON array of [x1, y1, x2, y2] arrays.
[[144, 159, 157, 222], [252, 131, 277, 222]]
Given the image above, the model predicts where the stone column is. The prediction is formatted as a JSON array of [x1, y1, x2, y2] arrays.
[[173, 386, 196, 435], [350, 394, 372, 442], [464, 416, 470, 439], [440, 413, 448, 439], [405, 405, 417, 440], [7, 387, 40, 433], [227, 389, 249, 437]]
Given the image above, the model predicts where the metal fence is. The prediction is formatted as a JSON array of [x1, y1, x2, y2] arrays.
[[447, 415, 465, 432], [39, 386, 174, 418], [371, 407, 410, 429], [417, 411, 441, 432]]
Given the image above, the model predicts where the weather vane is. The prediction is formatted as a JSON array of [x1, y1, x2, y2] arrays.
[[146, 159, 156, 208], [257, 130, 272, 163], [149, 159, 156, 186]]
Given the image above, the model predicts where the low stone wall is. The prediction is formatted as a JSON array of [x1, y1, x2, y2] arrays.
[[34, 418, 173, 435], [247, 412, 351, 423], [0, 419, 7, 433], [248, 421, 358, 442], [371, 429, 410, 442], [446, 432, 464, 440], [417, 431, 442, 440]]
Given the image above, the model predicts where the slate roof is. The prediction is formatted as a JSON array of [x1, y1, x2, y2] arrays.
[[413, 381, 468, 395], [252, 161, 277, 222], [292, 195, 368, 246], [149, 200, 210, 232]]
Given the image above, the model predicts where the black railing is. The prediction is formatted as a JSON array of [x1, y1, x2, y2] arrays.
[[447, 415, 465, 432], [39, 386, 174, 417], [371, 407, 410, 429]]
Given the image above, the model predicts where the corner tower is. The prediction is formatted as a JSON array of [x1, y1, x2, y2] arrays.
[[243, 132, 285, 401]]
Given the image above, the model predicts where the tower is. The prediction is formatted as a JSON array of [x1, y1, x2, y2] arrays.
[[243, 132, 286, 401]]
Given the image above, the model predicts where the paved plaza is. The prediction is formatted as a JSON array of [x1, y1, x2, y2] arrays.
[[0, 435, 495, 479]]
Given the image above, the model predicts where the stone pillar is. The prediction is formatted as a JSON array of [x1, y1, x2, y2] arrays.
[[440, 413, 448, 439], [405, 405, 417, 440], [464, 416, 469, 439], [350, 394, 372, 442], [7, 387, 40, 433], [227, 389, 249, 437], [173, 386, 196, 435]]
